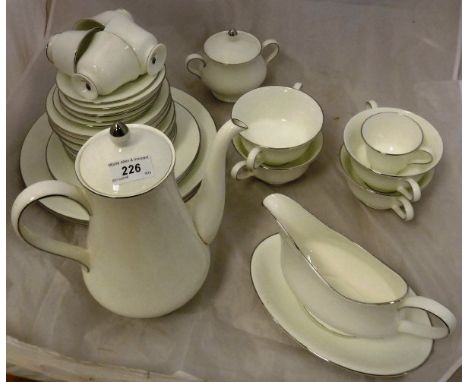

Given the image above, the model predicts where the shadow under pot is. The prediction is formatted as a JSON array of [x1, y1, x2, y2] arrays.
[[185, 29, 279, 102]]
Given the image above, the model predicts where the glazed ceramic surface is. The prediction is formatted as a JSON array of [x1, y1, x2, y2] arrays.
[[344, 101, 443, 177], [263, 193, 456, 338], [47, 79, 171, 138], [22, 89, 217, 222], [75, 9, 133, 30], [362, 111, 433, 174], [56, 66, 164, 105], [185, 29, 279, 102], [232, 83, 323, 166], [251, 234, 434, 377], [71, 31, 141, 99], [340, 146, 435, 220], [46, 28, 99, 75], [105, 16, 166, 75], [13, 109, 244, 317], [231, 133, 323, 185]]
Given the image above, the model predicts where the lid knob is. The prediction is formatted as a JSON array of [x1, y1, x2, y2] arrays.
[[110, 121, 130, 146], [227, 28, 238, 37]]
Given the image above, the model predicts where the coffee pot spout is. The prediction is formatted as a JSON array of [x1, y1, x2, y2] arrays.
[[190, 118, 248, 244]]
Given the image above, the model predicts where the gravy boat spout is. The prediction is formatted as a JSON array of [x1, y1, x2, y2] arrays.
[[262, 193, 456, 339]]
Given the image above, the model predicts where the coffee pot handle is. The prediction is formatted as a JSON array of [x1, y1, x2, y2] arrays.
[[11, 180, 91, 271], [396, 178, 421, 202], [397, 296, 457, 339], [185, 54, 206, 79], [261, 39, 280, 64]]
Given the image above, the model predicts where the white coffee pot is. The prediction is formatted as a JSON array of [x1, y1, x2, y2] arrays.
[[11, 120, 246, 318]]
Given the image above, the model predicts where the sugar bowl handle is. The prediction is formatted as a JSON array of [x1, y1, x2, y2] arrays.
[[11, 180, 91, 271], [261, 39, 280, 64], [397, 296, 457, 339], [185, 53, 206, 79]]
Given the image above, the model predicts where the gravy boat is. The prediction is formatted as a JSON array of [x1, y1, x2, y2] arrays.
[[263, 193, 456, 339]]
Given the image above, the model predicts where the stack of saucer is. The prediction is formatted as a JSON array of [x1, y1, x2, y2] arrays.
[[340, 100, 443, 221], [45, 9, 174, 159], [230, 83, 324, 185], [46, 68, 175, 159]]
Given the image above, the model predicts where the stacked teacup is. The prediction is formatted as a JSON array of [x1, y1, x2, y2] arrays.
[[340, 100, 443, 221], [45, 9, 174, 159], [230, 83, 324, 185]]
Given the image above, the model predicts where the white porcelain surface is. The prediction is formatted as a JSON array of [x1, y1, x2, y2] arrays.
[[72, 31, 141, 99], [105, 16, 166, 75], [232, 83, 323, 166], [263, 193, 456, 338], [251, 234, 434, 377], [348, 145, 427, 201], [13, 97, 244, 318], [56, 66, 164, 105], [185, 29, 279, 102], [23, 89, 216, 222], [341, 146, 434, 220], [344, 102, 443, 177], [46, 29, 99, 75], [362, 111, 434, 174], [75, 9, 133, 30], [231, 133, 323, 185], [47, 80, 171, 138]]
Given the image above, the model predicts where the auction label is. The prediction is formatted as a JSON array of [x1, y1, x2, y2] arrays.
[[108, 155, 154, 185]]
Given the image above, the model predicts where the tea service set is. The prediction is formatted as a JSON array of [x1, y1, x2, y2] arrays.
[[11, 9, 455, 377]]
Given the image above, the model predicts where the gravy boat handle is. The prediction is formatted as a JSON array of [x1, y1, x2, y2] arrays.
[[397, 296, 457, 339]]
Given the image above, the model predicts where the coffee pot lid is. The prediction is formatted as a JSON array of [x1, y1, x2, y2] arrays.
[[75, 122, 175, 198], [204, 29, 261, 65]]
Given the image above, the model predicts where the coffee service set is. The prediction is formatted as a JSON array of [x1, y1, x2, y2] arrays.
[[11, 9, 455, 376]]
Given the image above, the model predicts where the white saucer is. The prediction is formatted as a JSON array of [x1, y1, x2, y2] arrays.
[[21, 88, 216, 223], [47, 80, 171, 138], [343, 107, 443, 177], [56, 67, 164, 105], [251, 234, 433, 377]]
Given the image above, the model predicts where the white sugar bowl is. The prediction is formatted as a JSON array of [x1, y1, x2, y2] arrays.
[[185, 28, 279, 102]]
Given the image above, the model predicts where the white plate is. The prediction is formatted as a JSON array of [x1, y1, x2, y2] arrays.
[[343, 107, 443, 177], [56, 67, 164, 105], [21, 88, 216, 223], [47, 80, 171, 138], [251, 234, 433, 377]]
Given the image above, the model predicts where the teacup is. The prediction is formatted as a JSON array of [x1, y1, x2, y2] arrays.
[[232, 83, 323, 166], [347, 146, 425, 201], [362, 111, 433, 175], [231, 133, 323, 185], [105, 16, 166, 76], [74, 9, 133, 30], [46, 28, 100, 75], [71, 31, 141, 99]]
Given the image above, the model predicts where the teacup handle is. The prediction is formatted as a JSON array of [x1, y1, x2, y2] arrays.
[[231, 161, 254, 181], [292, 82, 303, 90], [396, 178, 421, 202], [246, 146, 265, 170], [408, 148, 433, 165], [185, 53, 206, 79], [11, 180, 91, 271], [261, 39, 280, 64], [146, 43, 167, 76], [366, 100, 378, 109], [397, 296, 457, 339], [391, 197, 414, 221]]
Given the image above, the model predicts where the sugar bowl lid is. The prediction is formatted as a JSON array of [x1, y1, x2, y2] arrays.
[[204, 29, 261, 65], [75, 122, 175, 198]]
